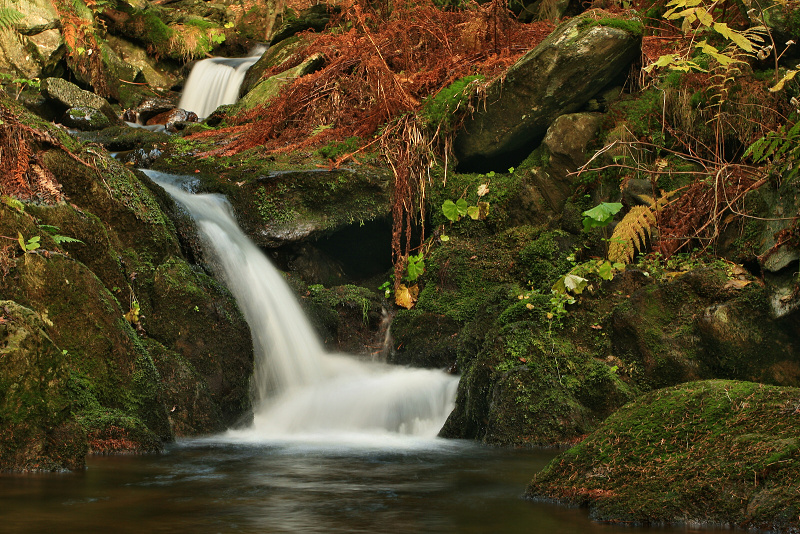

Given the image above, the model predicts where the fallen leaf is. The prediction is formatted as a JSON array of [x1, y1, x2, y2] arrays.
[[395, 284, 419, 309], [724, 279, 751, 289]]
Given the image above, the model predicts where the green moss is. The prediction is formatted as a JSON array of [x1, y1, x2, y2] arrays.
[[528, 380, 800, 531], [420, 74, 484, 130], [317, 136, 362, 160], [594, 17, 644, 36]]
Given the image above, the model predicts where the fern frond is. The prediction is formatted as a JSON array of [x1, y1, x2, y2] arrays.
[[0, 8, 23, 31], [608, 205, 657, 264], [52, 234, 84, 245]]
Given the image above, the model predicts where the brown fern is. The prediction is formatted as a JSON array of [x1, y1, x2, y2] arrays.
[[608, 205, 657, 264]]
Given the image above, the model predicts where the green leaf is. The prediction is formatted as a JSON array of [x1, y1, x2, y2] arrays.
[[442, 199, 460, 222], [467, 205, 480, 220], [2, 194, 24, 212], [406, 254, 425, 281], [440, 234, 450, 242], [582, 202, 623, 231], [455, 198, 469, 217], [597, 261, 614, 281], [52, 234, 84, 245]]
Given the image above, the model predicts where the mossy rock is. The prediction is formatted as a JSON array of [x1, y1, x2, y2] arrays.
[[0, 301, 87, 472], [611, 269, 800, 390], [389, 309, 460, 369], [294, 281, 385, 355], [147, 258, 253, 426], [141, 338, 227, 436], [527, 380, 800, 532]]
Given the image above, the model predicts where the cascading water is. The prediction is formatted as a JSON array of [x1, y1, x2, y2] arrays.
[[144, 170, 459, 444], [178, 48, 265, 119]]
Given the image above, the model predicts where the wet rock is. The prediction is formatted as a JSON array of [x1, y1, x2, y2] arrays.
[[611, 269, 800, 389], [40, 77, 123, 125], [239, 35, 305, 97], [146, 108, 199, 132], [106, 35, 179, 91], [454, 15, 642, 171], [60, 106, 112, 131], [0, 300, 87, 472], [130, 96, 178, 124]]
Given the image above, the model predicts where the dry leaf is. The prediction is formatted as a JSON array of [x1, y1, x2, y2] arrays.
[[395, 284, 419, 309], [724, 279, 751, 289]]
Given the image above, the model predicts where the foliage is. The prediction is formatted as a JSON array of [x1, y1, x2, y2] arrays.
[[607, 205, 657, 264], [582, 202, 622, 232], [420, 74, 484, 131], [16, 232, 40, 253], [744, 115, 800, 183], [405, 253, 425, 281], [0, 7, 22, 30]]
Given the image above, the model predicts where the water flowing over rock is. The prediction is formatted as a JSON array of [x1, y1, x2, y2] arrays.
[[148, 170, 459, 441], [179, 51, 265, 119], [454, 16, 642, 171]]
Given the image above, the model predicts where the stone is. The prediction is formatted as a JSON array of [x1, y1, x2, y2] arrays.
[[105, 35, 178, 91], [235, 52, 325, 113], [11, 0, 60, 34], [454, 16, 642, 171], [533, 112, 605, 211], [60, 106, 112, 131], [40, 77, 123, 124]]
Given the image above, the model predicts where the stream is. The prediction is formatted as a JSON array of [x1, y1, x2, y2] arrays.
[[0, 439, 733, 533]]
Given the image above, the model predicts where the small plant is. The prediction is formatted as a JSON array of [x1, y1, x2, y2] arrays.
[[582, 202, 622, 232], [17, 232, 40, 253], [38, 224, 84, 245], [442, 181, 491, 222], [405, 253, 425, 282]]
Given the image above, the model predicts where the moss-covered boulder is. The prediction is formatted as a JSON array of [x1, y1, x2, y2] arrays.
[[0, 301, 87, 472], [454, 14, 642, 171], [527, 380, 800, 532], [0, 102, 254, 470], [40, 78, 123, 125], [611, 269, 800, 390]]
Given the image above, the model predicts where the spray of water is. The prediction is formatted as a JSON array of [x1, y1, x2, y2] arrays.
[[145, 171, 459, 444]]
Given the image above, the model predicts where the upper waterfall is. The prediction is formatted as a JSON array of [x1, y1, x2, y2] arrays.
[[144, 170, 459, 443], [178, 49, 264, 119]]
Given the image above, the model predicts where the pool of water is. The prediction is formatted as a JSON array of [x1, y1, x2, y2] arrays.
[[0, 437, 733, 533]]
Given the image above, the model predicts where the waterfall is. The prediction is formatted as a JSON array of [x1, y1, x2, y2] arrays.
[[144, 170, 459, 442], [178, 49, 264, 119]]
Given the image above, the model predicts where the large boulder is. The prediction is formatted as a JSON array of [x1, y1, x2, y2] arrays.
[[527, 380, 800, 532], [40, 77, 123, 125], [454, 15, 642, 171]]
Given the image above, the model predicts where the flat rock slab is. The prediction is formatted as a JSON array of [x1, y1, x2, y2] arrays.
[[454, 16, 641, 170]]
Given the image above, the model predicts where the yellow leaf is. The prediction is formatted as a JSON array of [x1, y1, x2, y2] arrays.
[[395, 284, 419, 309], [769, 69, 799, 92], [696, 8, 713, 26], [714, 22, 755, 53]]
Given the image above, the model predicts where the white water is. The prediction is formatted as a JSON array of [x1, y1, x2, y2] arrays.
[[144, 171, 459, 444], [178, 49, 264, 119]]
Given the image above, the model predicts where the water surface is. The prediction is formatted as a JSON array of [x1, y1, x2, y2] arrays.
[[1, 439, 732, 534]]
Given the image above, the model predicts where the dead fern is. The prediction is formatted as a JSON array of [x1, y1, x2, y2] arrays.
[[0, 103, 92, 204], [608, 205, 657, 264]]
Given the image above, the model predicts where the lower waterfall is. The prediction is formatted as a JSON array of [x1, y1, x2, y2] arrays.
[[145, 170, 459, 444]]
